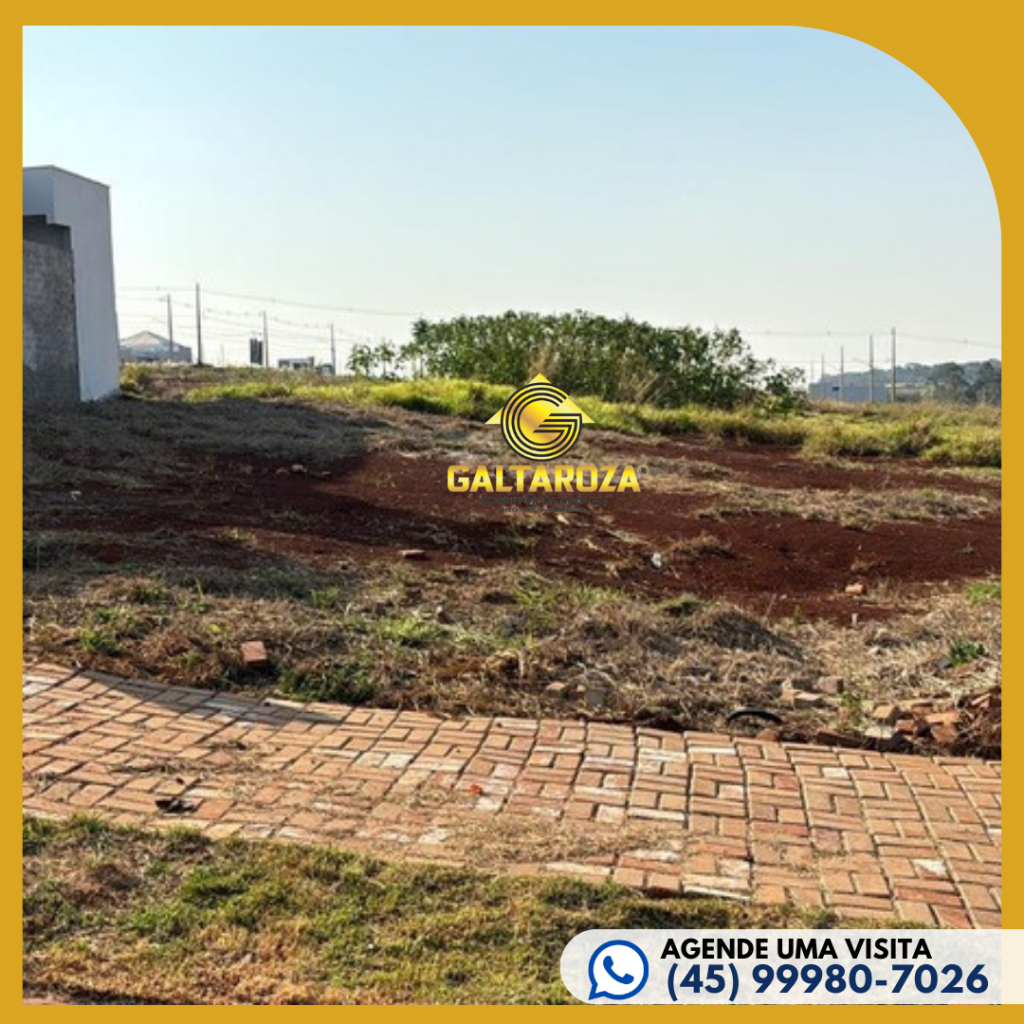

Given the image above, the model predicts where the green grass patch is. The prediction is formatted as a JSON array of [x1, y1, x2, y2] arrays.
[[511, 575, 615, 637], [174, 370, 1000, 467], [658, 594, 705, 618], [372, 613, 450, 648], [76, 603, 159, 656], [966, 580, 1001, 604], [25, 815, 877, 1004], [277, 657, 377, 704], [947, 639, 987, 667]]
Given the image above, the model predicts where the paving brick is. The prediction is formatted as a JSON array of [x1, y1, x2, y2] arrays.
[[21, 664, 1000, 930]]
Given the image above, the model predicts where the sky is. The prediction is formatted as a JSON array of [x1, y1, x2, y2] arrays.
[[23, 25, 1001, 375]]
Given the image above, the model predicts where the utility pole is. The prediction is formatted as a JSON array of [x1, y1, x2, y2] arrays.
[[839, 346, 845, 403], [195, 283, 203, 365], [868, 335, 875, 403], [820, 353, 825, 397], [263, 311, 269, 369], [330, 323, 337, 372], [165, 294, 175, 360], [890, 326, 897, 403]]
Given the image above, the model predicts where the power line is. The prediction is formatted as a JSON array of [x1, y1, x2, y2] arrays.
[[205, 287, 421, 318], [118, 292, 1001, 349], [117, 284, 421, 318], [899, 333, 1001, 351], [741, 328, 879, 338], [741, 327, 999, 350]]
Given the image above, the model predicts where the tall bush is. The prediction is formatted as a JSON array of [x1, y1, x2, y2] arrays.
[[403, 310, 802, 411]]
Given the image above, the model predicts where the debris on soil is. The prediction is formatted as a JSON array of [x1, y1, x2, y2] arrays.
[[400, 549, 427, 560], [871, 704, 900, 726], [954, 686, 1001, 757], [544, 681, 569, 699], [726, 707, 784, 726], [154, 797, 197, 815], [574, 683, 607, 709], [929, 721, 958, 746], [240, 640, 269, 668], [816, 675, 845, 695], [814, 728, 864, 748], [863, 724, 904, 751], [857, 686, 1000, 757], [786, 677, 817, 693], [793, 692, 826, 710], [845, 582, 866, 596]]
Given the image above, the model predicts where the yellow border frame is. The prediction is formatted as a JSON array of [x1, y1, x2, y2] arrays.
[[12, 5, 1014, 1012]]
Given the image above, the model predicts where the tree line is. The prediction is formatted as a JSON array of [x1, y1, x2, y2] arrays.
[[928, 360, 1001, 405], [347, 310, 803, 411]]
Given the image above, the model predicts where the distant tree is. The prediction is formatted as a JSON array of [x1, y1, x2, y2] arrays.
[[974, 360, 1002, 405], [347, 343, 374, 377], [399, 340, 424, 378], [373, 341, 397, 379], [929, 362, 973, 404]]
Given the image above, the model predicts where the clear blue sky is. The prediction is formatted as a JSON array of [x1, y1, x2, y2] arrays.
[[23, 25, 1000, 373]]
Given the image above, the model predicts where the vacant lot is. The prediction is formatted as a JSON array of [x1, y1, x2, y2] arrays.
[[22, 370, 1002, 1002], [24, 369, 1000, 753]]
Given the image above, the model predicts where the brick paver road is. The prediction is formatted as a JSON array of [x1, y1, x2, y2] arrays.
[[23, 662, 1001, 927]]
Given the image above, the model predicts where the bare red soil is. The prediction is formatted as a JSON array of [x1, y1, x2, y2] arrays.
[[33, 443, 1000, 624], [595, 432, 1001, 496]]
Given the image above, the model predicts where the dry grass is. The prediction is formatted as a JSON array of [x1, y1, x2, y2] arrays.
[[23, 539, 1001, 752], [789, 585, 1001, 718], [147, 365, 1000, 467], [24, 815, 857, 1005], [686, 482, 996, 529]]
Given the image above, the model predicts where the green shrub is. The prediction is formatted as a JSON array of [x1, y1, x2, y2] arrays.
[[948, 639, 987, 667], [403, 311, 804, 410], [278, 658, 376, 704]]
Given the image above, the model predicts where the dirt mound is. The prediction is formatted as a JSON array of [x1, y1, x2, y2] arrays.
[[689, 608, 802, 658]]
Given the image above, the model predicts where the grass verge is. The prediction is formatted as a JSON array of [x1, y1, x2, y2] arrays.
[[25, 815, 860, 1005], [133, 366, 1001, 468]]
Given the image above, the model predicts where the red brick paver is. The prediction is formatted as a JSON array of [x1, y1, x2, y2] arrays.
[[22, 663, 1001, 927]]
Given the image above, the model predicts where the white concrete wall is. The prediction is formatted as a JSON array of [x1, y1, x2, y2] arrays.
[[23, 167, 120, 400]]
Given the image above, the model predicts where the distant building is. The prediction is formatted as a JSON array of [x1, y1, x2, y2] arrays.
[[120, 330, 192, 364], [277, 356, 315, 370], [23, 166, 120, 402]]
